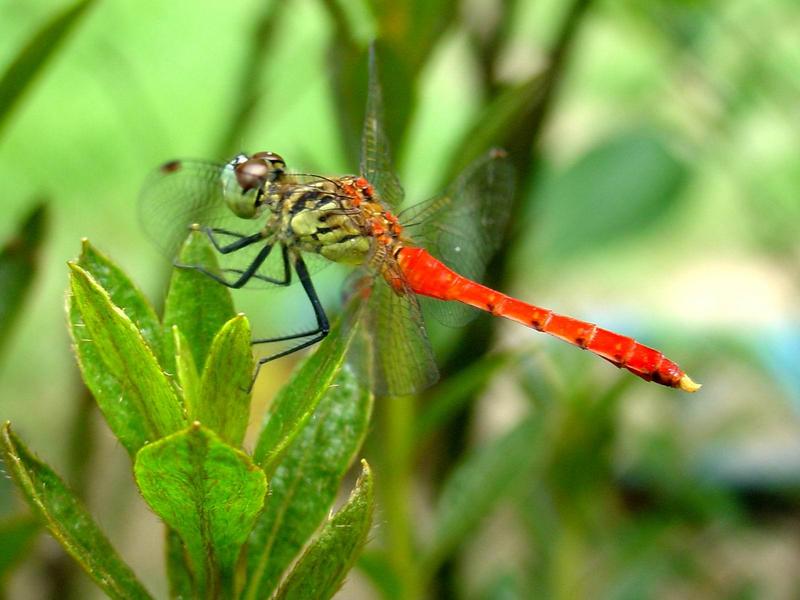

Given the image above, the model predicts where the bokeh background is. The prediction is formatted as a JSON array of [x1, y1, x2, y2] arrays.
[[1, 0, 799, 598]]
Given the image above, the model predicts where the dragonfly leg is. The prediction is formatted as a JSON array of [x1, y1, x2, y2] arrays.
[[250, 254, 330, 385], [202, 227, 264, 254], [216, 246, 292, 286], [175, 241, 275, 288], [203, 226, 247, 239]]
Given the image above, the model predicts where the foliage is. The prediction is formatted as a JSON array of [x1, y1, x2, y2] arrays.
[[1, 0, 799, 598], [2, 236, 374, 599]]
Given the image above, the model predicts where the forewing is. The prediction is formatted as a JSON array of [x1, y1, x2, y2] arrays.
[[400, 150, 516, 326], [139, 159, 261, 258], [360, 46, 404, 209], [139, 160, 329, 288]]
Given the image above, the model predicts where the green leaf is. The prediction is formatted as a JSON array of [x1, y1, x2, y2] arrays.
[[534, 128, 691, 261], [423, 416, 543, 574], [75, 239, 165, 364], [173, 326, 200, 418], [69, 244, 164, 467], [0, 202, 47, 362], [273, 460, 374, 600], [163, 230, 236, 374], [196, 315, 253, 447], [245, 366, 373, 600], [134, 423, 267, 599], [165, 528, 194, 600], [67, 306, 148, 457], [0, 423, 153, 600], [0, 0, 96, 137], [0, 515, 39, 582], [68, 263, 184, 448], [253, 300, 362, 472]]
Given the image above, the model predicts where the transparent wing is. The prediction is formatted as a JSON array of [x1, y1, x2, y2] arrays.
[[139, 159, 262, 258], [360, 46, 404, 209], [347, 267, 438, 397], [138, 159, 329, 288], [399, 150, 516, 326]]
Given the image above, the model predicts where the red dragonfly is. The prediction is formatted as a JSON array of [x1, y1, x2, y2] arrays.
[[140, 52, 699, 396]]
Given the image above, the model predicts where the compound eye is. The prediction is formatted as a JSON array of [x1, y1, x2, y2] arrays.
[[234, 158, 270, 191], [251, 151, 286, 169]]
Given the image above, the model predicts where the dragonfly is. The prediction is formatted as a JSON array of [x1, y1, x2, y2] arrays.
[[140, 51, 699, 396]]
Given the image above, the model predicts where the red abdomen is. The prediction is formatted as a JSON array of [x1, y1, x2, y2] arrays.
[[396, 247, 699, 392]]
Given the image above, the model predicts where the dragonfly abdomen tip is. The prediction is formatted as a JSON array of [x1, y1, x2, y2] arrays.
[[679, 374, 701, 393]]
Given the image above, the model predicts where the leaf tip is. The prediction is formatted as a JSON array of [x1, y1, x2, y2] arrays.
[[78, 238, 94, 258], [231, 313, 250, 331], [1, 421, 15, 449], [356, 459, 373, 490], [66, 262, 92, 289]]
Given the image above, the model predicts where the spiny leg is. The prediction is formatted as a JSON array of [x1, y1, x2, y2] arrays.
[[202, 227, 264, 254], [218, 270, 289, 286], [175, 240, 276, 289], [251, 253, 330, 385], [178, 234, 328, 385], [217, 246, 291, 286]]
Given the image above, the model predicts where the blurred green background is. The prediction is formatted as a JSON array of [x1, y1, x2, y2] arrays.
[[1, 0, 799, 598]]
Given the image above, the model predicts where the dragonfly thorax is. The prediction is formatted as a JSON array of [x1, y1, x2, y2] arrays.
[[282, 175, 405, 266]]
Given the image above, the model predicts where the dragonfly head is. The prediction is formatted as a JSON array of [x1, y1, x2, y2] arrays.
[[222, 151, 286, 218]]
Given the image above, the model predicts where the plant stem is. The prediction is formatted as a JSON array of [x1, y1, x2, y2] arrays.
[[380, 392, 420, 600]]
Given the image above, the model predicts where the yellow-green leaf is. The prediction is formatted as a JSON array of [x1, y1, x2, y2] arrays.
[[173, 325, 200, 418], [68, 263, 184, 446], [1, 423, 153, 600], [197, 314, 253, 447], [245, 366, 372, 599], [273, 460, 374, 600], [253, 299, 362, 472], [134, 424, 266, 599], [163, 230, 236, 373], [76, 239, 164, 363]]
